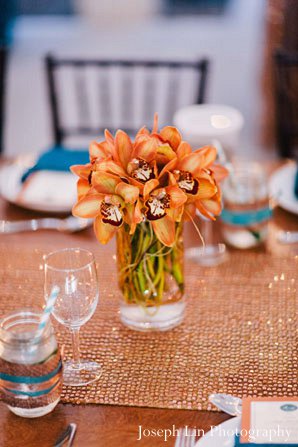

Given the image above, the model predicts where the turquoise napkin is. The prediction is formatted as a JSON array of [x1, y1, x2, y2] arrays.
[[21, 146, 89, 183], [234, 434, 298, 446]]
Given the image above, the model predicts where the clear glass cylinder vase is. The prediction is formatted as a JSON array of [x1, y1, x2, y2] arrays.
[[116, 221, 185, 331]]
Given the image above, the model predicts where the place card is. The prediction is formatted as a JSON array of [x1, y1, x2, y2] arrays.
[[236, 397, 298, 446]]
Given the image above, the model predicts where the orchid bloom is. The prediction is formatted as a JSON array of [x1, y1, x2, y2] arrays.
[[159, 141, 228, 220], [142, 178, 187, 247], [93, 130, 160, 194], [72, 171, 141, 243]]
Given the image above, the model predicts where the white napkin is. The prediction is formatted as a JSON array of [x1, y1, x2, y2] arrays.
[[20, 171, 77, 208]]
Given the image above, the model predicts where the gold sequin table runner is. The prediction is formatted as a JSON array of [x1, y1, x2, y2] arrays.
[[0, 244, 297, 411]]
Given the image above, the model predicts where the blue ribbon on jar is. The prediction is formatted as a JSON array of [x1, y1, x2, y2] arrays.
[[221, 206, 272, 226]]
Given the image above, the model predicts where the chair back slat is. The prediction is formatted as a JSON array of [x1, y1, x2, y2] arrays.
[[98, 67, 112, 129], [120, 67, 134, 130], [74, 68, 91, 129], [166, 69, 180, 124], [45, 55, 210, 147]]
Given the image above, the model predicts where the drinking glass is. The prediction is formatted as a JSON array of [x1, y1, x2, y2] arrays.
[[186, 217, 227, 266], [0, 309, 62, 417], [221, 162, 271, 248], [44, 248, 100, 386]]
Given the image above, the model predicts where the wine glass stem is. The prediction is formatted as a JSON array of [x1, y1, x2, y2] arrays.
[[70, 328, 81, 367]]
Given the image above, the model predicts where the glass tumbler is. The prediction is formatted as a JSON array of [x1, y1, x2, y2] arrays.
[[221, 162, 272, 249], [0, 309, 62, 418]]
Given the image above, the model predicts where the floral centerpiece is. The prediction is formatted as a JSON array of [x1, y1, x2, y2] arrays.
[[71, 115, 227, 331]]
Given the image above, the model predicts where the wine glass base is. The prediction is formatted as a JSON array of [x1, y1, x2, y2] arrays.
[[63, 361, 102, 387], [186, 244, 228, 266]]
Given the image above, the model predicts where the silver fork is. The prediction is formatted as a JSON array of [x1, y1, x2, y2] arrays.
[[0, 216, 92, 234], [175, 428, 197, 447]]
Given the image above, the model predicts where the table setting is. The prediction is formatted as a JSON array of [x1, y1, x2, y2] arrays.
[[0, 109, 297, 447]]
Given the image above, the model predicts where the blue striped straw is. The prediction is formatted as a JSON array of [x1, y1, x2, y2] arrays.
[[36, 286, 60, 338]]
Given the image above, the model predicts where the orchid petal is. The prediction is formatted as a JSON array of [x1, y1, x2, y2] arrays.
[[134, 199, 143, 223], [115, 182, 139, 203], [151, 215, 176, 247], [89, 141, 109, 161], [195, 201, 216, 221], [201, 193, 222, 215], [159, 126, 181, 150], [77, 178, 90, 200], [135, 126, 150, 141], [152, 112, 159, 133], [178, 152, 204, 174], [94, 216, 118, 244], [92, 171, 120, 194], [115, 130, 133, 169], [72, 193, 103, 218], [176, 141, 192, 159], [133, 138, 157, 162], [156, 144, 177, 165], [167, 171, 178, 186], [104, 129, 118, 160], [194, 178, 217, 199], [104, 129, 114, 148], [70, 164, 91, 180], [126, 199, 143, 234], [106, 193, 124, 205], [167, 185, 187, 208], [95, 159, 127, 178], [194, 145, 217, 168], [125, 177, 143, 193], [211, 164, 229, 182], [195, 169, 215, 182], [167, 205, 184, 222], [159, 158, 178, 179], [143, 179, 159, 200]]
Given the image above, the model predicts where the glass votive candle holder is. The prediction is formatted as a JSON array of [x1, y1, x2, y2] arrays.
[[220, 162, 272, 249], [0, 308, 62, 418]]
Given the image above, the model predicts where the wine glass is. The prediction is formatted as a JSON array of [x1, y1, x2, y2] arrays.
[[44, 248, 101, 386]]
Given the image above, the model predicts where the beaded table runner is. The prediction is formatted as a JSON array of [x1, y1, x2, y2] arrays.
[[0, 243, 297, 411]]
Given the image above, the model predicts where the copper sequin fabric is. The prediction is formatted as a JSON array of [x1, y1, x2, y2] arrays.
[[0, 244, 297, 411]]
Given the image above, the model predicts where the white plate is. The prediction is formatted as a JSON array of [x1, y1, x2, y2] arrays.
[[0, 155, 78, 213], [196, 416, 240, 447], [269, 163, 298, 215]]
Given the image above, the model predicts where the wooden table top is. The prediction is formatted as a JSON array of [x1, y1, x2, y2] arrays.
[[0, 161, 297, 447]]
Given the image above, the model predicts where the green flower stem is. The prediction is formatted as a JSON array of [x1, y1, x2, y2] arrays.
[[137, 262, 147, 293], [133, 227, 144, 263], [157, 264, 165, 301], [153, 250, 165, 287], [117, 221, 184, 306], [132, 271, 141, 295], [146, 256, 156, 279]]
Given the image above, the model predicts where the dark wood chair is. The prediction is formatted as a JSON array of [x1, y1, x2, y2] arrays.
[[45, 54, 210, 147], [274, 48, 298, 158]]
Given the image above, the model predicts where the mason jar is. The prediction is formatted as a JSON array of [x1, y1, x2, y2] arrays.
[[0, 309, 62, 418], [221, 162, 272, 249]]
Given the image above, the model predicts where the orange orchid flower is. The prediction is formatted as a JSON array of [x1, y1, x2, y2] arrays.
[[71, 113, 228, 247], [72, 171, 141, 243], [158, 142, 227, 220], [142, 178, 187, 247]]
